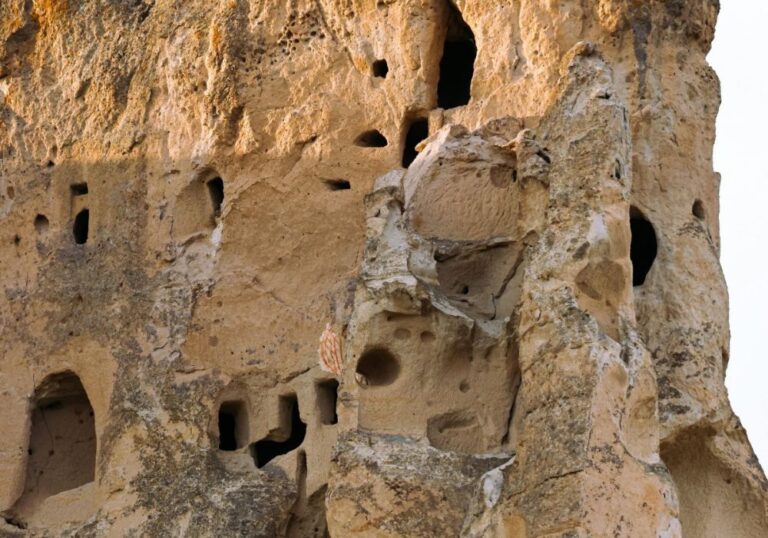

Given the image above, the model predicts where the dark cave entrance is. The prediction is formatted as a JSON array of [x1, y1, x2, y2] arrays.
[[437, 2, 476, 109]]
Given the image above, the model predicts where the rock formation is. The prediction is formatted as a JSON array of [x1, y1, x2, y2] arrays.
[[0, 0, 766, 536]]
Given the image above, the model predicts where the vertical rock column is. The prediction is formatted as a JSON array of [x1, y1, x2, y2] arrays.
[[487, 47, 679, 537]]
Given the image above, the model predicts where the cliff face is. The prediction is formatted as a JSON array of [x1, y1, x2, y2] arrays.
[[0, 1, 765, 536]]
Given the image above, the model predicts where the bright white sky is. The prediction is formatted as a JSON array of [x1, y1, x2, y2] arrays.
[[709, 1, 768, 466]]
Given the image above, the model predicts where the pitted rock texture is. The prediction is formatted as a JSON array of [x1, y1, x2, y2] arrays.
[[0, 1, 766, 537]]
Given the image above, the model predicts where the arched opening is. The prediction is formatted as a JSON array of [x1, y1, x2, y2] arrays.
[[17, 372, 96, 510], [218, 400, 248, 451], [437, 1, 476, 109], [356, 348, 400, 387], [692, 199, 706, 220], [251, 394, 306, 468], [629, 207, 657, 286], [73, 209, 89, 244], [661, 430, 768, 537], [315, 379, 339, 425], [354, 130, 388, 148], [34, 214, 49, 234], [372, 59, 388, 78], [206, 177, 224, 218], [402, 118, 429, 168]]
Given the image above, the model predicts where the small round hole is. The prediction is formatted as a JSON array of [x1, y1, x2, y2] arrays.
[[356, 348, 400, 387]]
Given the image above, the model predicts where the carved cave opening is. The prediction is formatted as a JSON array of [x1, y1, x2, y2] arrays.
[[70, 183, 89, 196], [251, 394, 306, 468], [174, 172, 226, 237], [692, 199, 706, 220], [73, 209, 89, 244], [34, 214, 49, 234], [437, 1, 476, 109], [218, 400, 248, 451], [356, 348, 400, 387], [315, 379, 339, 425], [355, 130, 388, 148], [372, 59, 388, 78], [207, 177, 224, 218], [17, 372, 96, 508], [402, 118, 429, 168], [629, 206, 657, 286], [324, 179, 351, 191]]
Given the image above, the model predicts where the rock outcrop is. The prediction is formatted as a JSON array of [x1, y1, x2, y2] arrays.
[[0, 1, 765, 536]]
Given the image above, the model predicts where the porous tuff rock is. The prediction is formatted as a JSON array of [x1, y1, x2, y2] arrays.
[[0, 1, 766, 537]]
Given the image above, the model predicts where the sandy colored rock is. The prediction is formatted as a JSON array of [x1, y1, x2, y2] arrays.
[[0, 0, 766, 536]]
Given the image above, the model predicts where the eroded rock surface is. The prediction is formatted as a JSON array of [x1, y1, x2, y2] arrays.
[[0, 1, 766, 536]]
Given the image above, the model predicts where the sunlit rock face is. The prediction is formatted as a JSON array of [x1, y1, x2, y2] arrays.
[[0, 1, 766, 536]]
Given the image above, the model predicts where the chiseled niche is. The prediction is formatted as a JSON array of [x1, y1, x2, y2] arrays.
[[218, 400, 249, 452], [661, 429, 768, 537], [14, 371, 96, 518], [70, 182, 90, 245], [174, 173, 225, 239]]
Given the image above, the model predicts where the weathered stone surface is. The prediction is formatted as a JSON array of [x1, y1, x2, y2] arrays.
[[326, 431, 509, 537], [0, 0, 766, 536]]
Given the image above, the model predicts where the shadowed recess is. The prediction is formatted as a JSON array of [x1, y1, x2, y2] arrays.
[[207, 177, 224, 217], [630, 206, 657, 286], [218, 401, 248, 451], [692, 199, 706, 220], [372, 59, 388, 78], [355, 130, 388, 148], [316, 379, 339, 425], [251, 394, 306, 468], [661, 429, 768, 537], [437, 1, 476, 109], [70, 183, 88, 196], [324, 179, 351, 191], [402, 118, 429, 168], [356, 348, 400, 387], [34, 214, 49, 234], [73, 209, 89, 244], [17, 371, 96, 509]]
